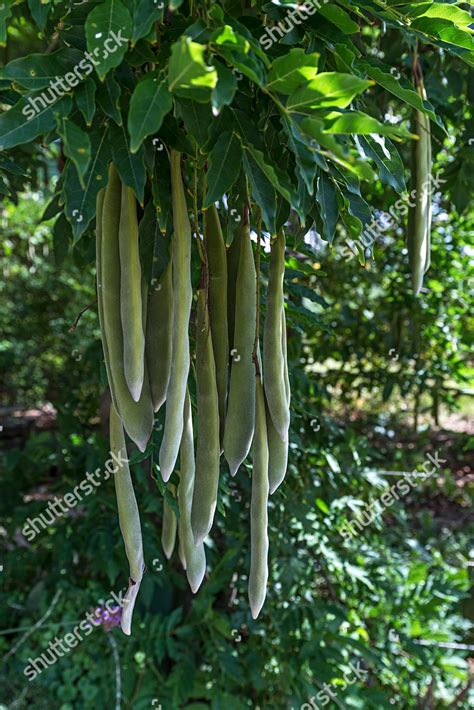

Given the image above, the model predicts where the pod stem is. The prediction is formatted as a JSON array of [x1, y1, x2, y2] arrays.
[[252, 209, 262, 378], [193, 153, 206, 264]]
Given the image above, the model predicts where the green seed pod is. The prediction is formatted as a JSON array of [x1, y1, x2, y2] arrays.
[[424, 110, 432, 275], [178, 530, 187, 571], [100, 164, 153, 452], [178, 391, 206, 592], [109, 402, 144, 636], [119, 185, 145, 401], [408, 85, 432, 297], [96, 189, 120, 413], [204, 205, 228, 443], [263, 232, 290, 440], [223, 221, 257, 476], [281, 307, 290, 407], [411, 110, 431, 295], [159, 151, 192, 481], [248, 377, 269, 619], [146, 260, 173, 413], [161, 485, 177, 560], [226, 222, 243, 350], [267, 399, 289, 495], [191, 289, 220, 545]]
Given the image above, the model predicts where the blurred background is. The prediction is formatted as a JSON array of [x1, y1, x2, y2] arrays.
[[0, 176, 473, 708], [1, 3, 474, 706]]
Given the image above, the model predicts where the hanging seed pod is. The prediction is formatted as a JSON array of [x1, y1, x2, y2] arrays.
[[223, 220, 257, 476], [281, 307, 290, 408], [100, 164, 153, 452], [269, 307, 290, 494], [227, 222, 243, 351], [267, 402, 289, 495], [119, 185, 145, 401], [159, 151, 192, 481], [248, 377, 269, 619], [204, 204, 228, 443], [178, 391, 206, 592], [146, 260, 173, 413], [407, 75, 432, 296], [96, 189, 120, 414], [263, 232, 290, 440], [109, 403, 144, 636], [424, 108, 432, 275], [161, 485, 177, 560], [191, 289, 220, 545]]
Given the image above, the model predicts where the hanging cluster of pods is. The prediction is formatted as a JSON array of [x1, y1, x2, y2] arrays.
[[96, 150, 290, 634]]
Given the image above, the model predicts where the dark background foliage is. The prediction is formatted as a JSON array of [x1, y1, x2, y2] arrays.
[[1, 1, 473, 708]]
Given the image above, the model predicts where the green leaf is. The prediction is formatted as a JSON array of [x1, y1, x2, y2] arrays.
[[139, 200, 170, 286], [210, 24, 266, 85], [0, 95, 72, 151], [211, 24, 250, 53], [132, 0, 165, 45], [316, 172, 338, 242], [282, 115, 318, 195], [128, 72, 173, 152], [75, 77, 97, 126], [0, 175, 11, 196], [63, 127, 110, 240], [359, 60, 440, 126], [267, 48, 320, 95], [300, 117, 375, 182], [56, 116, 92, 185], [412, 17, 474, 59], [204, 131, 242, 207], [212, 61, 238, 116], [316, 498, 330, 514], [109, 120, 146, 203], [0, 154, 28, 178], [178, 98, 213, 148], [28, 0, 51, 31], [152, 150, 172, 231], [168, 36, 217, 102], [323, 110, 412, 139], [418, 3, 474, 29], [96, 72, 122, 125], [53, 213, 72, 266], [0, 4, 12, 46], [243, 151, 277, 233], [357, 136, 406, 194], [85, 0, 133, 81], [339, 187, 371, 234], [287, 73, 373, 113], [159, 114, 195, 156], [245, 143, 295, 207], [0, 49, 83, 90], [319, 4, 359, 34]]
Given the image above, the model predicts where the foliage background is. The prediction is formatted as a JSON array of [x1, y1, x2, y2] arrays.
[[0, 1, 473, 709]]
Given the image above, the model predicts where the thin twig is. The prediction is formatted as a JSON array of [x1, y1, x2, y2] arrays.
[[2, 589, 63, 662], [68, 302, 95, 333], [107, 633, 122, 710], [0, 619, 82, 636]]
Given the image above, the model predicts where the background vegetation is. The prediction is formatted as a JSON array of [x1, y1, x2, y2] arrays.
[[1, 1, 473, 709]]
